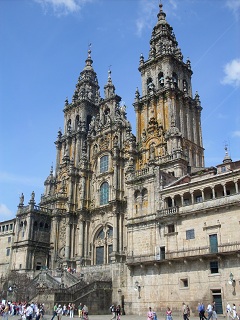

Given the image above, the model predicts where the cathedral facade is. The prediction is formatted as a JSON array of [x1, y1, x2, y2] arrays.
[[1, 4, 240, 315]]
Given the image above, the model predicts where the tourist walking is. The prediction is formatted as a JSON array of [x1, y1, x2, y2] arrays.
[[116, 305, 121, 320], [56, 305, 63, 320], [232, 304, 237, 320], [78, 303, 83, 319], [69, 303, 74, 318], [147, 307, 154, 320], [226, 303, 232, 320], [110, 304, 116, 320], [182, 303, 189, 320], [212, 301, 217, 320], [51, 303, 58, 320], [166, 307, 172, 320], [207, 302, 213, 320], [3, 303, 9, 320], [198, 303, 207, 320], [82, 305, 88, 320]]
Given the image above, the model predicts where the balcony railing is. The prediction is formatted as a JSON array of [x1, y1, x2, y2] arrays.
[[126, 241, 240, 265], [157, 206, 179, 217]]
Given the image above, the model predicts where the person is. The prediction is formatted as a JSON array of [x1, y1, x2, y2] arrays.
[[3, 303, 9, 320], [82, 305, 88, 320], [116, 305, 121, 320], [187, 305, 190, 319], [77, 303, 83, 319], [110, 304, 116, 320], [56, 305, 63, 320], [182, 303, 188, 320], [51, 303, 58, 320], [226, 303, 231, 320], [198, 303, 207, 320], [212, 301, 217, 320], [25, 304, 33, 320], [63, 305, 67, 316], [69, 303, 74, 318], [147, 307, 154, 320], [232, 304, 237, 320], [207, 302, 213, 320], [166, 307, 172, 320]]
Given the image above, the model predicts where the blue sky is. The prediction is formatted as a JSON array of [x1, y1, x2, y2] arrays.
[[0, 0, 240, 221]]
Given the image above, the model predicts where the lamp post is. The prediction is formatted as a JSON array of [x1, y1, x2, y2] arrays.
[[229, 272, 236, 295]]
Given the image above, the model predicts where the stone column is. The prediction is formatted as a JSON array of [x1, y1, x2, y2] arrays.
[[222, 184, 227, 197], [211, 186, 216, 199], [191, 192, 194, 204], [55, 143, 61, 173], [234, 180, 239, 194], [65, 217, 71, 260], [113, 212, 118, 252], [84, 220, 89, 258], [181, 195, 184, 207], [119, 214, 123, 253], [51, 216, 58, 269], [78, 219, 84, 257]]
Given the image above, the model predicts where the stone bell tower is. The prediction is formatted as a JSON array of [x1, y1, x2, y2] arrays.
[[134, 3, 204, 177]]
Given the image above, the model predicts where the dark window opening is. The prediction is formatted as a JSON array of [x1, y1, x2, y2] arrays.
[[186, 229, 195, 240], [210, 261, 219, 274], [168, 224, 175, 233]]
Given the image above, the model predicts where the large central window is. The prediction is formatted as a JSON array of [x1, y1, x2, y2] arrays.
[[95, 226, 113, 265], [100, 155, 109, 173], [100, 182, 109, 205]]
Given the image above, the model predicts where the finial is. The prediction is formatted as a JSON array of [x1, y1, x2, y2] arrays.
[[223, 143, 232, 163], [158, 0, 166, 20], [50, 163, 53, 175], [88, 43, 92, 58], [108, 65, 112, 79]]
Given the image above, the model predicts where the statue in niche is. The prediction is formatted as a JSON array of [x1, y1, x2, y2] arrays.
[[141, 129, 147, 142], [150, 144, 155, 160]]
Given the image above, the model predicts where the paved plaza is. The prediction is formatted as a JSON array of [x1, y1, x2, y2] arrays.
[[15, 314, 224, 320]]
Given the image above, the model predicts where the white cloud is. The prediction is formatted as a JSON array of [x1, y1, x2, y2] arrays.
[[34, 0, 93, 16], [226, 0, 240, 17], [221, 58, 240, 87], [232, 130, 240, 137], [136, 0, 156, 37], [135, 0, 178, 37], [0, 204, 14, 222]]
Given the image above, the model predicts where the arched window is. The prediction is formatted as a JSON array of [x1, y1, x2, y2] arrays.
[[67, 119, 71, 133], [183, 79, 188, 93], [158, 72, 164, 87], [100, 182, 109, 205], [147, 77, 154, 91], [95, 226, 113, 265], [75, 115, 79, 130], [100, 155, 109, 173], [97, 229, 105, 239], [172, 72, 178, 88]]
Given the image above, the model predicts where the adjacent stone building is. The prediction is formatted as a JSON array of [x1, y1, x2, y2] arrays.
[[0, 3, 239, 316]]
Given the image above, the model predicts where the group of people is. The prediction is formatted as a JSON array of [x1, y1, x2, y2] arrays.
[[0, 301, 45, 320], [146, 302, 239, 320], [110, 304, 122, 320], [226, 303, 239, 320], [51, 303, 88, 320]]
